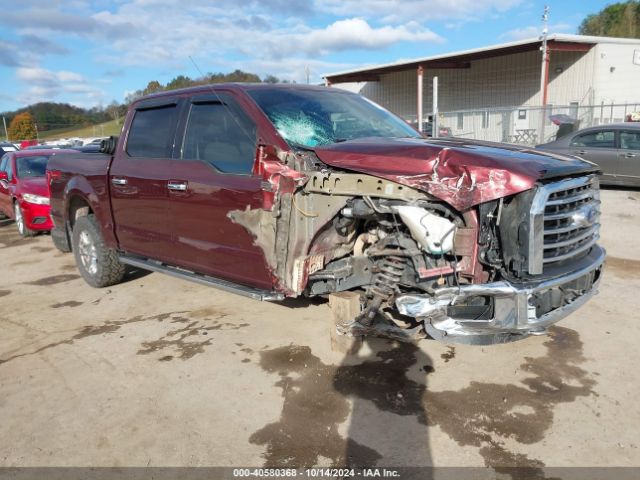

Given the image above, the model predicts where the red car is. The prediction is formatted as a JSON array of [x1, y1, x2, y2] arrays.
[[0, 149, 74, 237]]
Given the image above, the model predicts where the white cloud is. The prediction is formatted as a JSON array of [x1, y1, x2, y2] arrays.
[[272, 18, 442, 57], [315, 0, 523, 23], [500, 23, 573, 41], [15, 66, 105, 106]]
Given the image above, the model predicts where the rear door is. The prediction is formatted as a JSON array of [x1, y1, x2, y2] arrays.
[[617, 129, 640, 185], [109, 97, 182, 261], [167, 91, 273, 289], [569, 129, 619, 181]]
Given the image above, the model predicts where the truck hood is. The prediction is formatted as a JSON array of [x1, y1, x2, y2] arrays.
[[313, 137, 598, 210]]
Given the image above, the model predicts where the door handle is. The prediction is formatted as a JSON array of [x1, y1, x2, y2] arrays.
[[622, 152, 636, 158], [573, 150, 587, 155], [111, 177, 128, 186], [167, 181, 188, 192]]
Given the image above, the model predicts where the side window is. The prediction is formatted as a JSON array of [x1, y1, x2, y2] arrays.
[[0, 155, 7, 172], [570, 130, 615, 148], [620, 130, 640, 151], [126, 104, 178, 158], [181, 96, 257, 174], [5, 159, 13, 181]]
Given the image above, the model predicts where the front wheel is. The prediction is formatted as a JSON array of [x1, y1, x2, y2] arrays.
[[14, 202, 35, 237], [72, 214, 125, 287]]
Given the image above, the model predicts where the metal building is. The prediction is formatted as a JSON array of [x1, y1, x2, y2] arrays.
[[323, 34, 640, 144]]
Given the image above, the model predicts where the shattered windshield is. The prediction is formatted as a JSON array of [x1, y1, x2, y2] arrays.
[[247, 88, 420, 148]]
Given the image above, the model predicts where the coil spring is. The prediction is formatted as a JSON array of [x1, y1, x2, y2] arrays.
[[371, 255, 407, 299]]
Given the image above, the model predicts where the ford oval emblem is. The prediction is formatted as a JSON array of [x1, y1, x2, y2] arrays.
[[571, 204, 597, 228]]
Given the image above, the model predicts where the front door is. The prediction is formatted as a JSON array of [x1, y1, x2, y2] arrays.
[[167, 92, 273, 290], [109, 98, 181, 262]]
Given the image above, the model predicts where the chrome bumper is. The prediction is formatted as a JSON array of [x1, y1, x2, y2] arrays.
[[396, 246, 605, 345]]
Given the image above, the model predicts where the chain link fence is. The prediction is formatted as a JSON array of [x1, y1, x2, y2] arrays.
[[406, 102, 640, 145]]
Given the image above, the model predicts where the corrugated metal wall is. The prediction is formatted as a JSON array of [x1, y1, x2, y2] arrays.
[[357, 49, 594, 121], [593, 43, 640, 105]]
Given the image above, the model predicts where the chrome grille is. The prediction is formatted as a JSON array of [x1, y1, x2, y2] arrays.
[[528, 175, 600, 274]]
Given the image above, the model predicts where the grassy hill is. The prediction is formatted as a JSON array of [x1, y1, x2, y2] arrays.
[[40, 119, 123, 140]]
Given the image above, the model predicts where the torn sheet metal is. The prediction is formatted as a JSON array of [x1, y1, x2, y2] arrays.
[[314, 137, 598, 211], [253, 145, 308, 210]]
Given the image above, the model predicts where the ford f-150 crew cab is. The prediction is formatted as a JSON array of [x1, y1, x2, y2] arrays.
[[47, 84, 605, 345]]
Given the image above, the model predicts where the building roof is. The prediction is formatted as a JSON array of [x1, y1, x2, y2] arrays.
[[324, 34, 640, 83]]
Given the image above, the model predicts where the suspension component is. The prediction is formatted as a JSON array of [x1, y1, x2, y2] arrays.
[[357, 255, 407, 327]]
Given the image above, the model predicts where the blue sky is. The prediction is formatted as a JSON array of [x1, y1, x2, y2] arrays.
[[0, 0, 617, 111]]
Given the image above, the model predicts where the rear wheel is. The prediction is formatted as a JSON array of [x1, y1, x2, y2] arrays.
[[72, 214, 125, 287], [51, 227, 72, 253], [14, 202, 35, 237]]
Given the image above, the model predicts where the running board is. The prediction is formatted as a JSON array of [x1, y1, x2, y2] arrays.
[[119, 255, 284, 301]]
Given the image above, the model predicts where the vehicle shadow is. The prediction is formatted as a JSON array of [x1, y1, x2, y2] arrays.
[[333, 337, 432, 467], [121, 266, 153, 284], [273, 296, 328, 309], [600, 184, 640, 192]]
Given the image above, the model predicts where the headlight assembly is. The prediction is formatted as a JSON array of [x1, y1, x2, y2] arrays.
[[22, 194, 50, 205]]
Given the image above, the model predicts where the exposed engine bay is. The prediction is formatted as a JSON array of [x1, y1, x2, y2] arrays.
[[229, 145, 605, 345]]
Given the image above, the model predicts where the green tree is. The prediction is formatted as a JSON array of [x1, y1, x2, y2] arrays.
[[142, 80, 164, 96], [165, 75, 194, 91], [7, 112, 37, 141], [578, 1, 640, 38]]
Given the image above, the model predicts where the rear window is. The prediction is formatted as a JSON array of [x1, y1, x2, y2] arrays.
[[126, 105, 178, 158], [620, 130, 640, 150], [16, 155, 49, 178]]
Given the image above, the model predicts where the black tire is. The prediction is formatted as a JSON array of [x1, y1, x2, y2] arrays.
[[14, 202, 36, 237], [72, 214, 125, 288]]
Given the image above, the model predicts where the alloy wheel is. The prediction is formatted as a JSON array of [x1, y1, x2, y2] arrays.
[[78, 230, 98, 275], [14, 204, 24, 235]]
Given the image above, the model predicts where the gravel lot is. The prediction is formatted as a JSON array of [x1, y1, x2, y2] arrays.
[[1, 188, 639, 472]]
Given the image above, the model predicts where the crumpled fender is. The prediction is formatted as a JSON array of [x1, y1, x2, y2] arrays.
[[314, 137, 598, 211]]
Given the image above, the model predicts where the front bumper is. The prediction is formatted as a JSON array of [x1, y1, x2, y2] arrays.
[[20, 201, 53, 231], [396, 245, 605, 345]]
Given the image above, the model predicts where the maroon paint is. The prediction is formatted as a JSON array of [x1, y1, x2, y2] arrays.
[[314, 137, 595, 211], [164, 159, 274, 289]]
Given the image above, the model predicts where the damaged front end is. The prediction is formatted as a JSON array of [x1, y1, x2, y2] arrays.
[[228, 138, 604, 346]]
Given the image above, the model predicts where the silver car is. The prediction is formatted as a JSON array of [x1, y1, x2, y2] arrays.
[[537, 123, 640, 186]]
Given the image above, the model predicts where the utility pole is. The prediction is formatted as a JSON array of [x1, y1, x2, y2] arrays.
[[304, 65, 310, 85], [432, 76, 439, 138], [2, 116, 8, 142], [539, 5, 550, 143], [417, 66, 424, 133]]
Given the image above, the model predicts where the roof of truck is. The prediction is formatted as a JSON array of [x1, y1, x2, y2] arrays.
[[135, 82, 339, 103]]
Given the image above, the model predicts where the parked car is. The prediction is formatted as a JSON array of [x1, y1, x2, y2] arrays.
[[0, 149, 75, 236], [536, 123, 640, 186], [24, 145, 58, 150], [47, 84, 604, 345], [0, 142, 18, 155]]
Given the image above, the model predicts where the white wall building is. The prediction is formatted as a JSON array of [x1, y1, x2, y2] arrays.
[[324, 34, 640, 143]]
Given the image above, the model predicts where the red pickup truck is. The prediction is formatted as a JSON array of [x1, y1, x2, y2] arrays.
[[47, 84, 605, 344]]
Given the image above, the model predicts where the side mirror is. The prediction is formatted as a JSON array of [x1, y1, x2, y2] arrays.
[[0, 171, 8, 182]]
